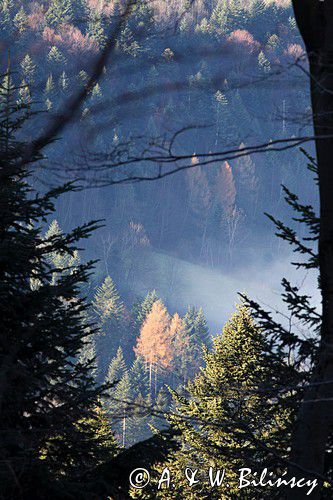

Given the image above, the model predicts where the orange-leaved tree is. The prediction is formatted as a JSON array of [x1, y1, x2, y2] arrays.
[[134, 300, 173, 396]]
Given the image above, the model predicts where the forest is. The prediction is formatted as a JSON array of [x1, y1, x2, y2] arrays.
[[1, 0, 333, 499]]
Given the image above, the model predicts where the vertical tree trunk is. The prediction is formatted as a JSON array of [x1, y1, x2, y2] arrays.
[[288, 2, 333, 497], [154, 365, 158, 399], [122, 413, 126, 448], [149, 362, 152, 395]]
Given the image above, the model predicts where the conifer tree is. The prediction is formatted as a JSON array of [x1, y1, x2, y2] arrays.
[[20, 54, 36, 86], [106, 346, 127, 385], [128, 392, 152, 444], [17, 79, 31, 107], [78, 333, 97, 377], [90, 82, 103, 102], [229, 0, 247, 30], [14, 6, 28, 35], [107, 370, 133, 447], [240, 154, 331, 487], [44, 73, 55, 110], [0, 0, 14, 37], [77, 69, 89, 86], [78, 402, 118, 465], [118, 26, 140, 57], [93, 276, 124, 326], [157, 306, 296, 498], [169, 313, 191, 384], [105, 348, 134, 447], [41, 401, 118, 477], [46, 0, 73, 28], [47, 46, 66, 68], [258, 50, 271, 73], [59, 70, 69, 93], [210, 0, 228, 33], [181, 306, 210, 378], [134, 290, 159, 328], [44, 219, 80, 284], [0, 71, 112, 497], [87, 8, 106, 48], [192, 307, 210, 346], [93, 275, 125, 377], [130, 356, 149, 397]]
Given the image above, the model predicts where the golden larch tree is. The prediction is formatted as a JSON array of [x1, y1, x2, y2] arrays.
[[134, 300, 173, 394]]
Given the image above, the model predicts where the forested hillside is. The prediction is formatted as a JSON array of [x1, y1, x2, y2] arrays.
[[0, 1, 314, 296], [1, 2, 327, 498], [0, 0, 315, 442]]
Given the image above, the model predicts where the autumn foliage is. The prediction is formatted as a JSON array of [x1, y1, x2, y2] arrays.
[[134, 300, 173, 371]]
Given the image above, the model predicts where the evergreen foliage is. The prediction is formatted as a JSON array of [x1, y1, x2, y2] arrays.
[[46, 0, 73, 28], [93, 275, 125, 377], [0, 71, 113, 497], [130, 356, 149, 397], [155, 306, 297, 498], [87, 8, 106, 48], [20, 54, 36, 85], [106, 346, 127, 384]]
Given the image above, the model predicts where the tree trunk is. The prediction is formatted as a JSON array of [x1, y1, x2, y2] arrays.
[[149, 362, 152, 395], [154, 365, 158, 399], [288, 2, 333, 497], [122, 413, 126, 448]]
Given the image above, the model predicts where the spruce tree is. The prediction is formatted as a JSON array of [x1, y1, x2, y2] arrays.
[[130, 356, 149, 397], [105, 350, 136, 447], [47, 46, 66, 68], [20, 54, 36, 85], [0, 0, 14, 37], [193, 307, 210, 346], [210, 0, 228, 34], [128, 392, 152, 445], [46, 0, 73, 28], [90, 82, 103, 103], [169, 313, 191, 385], [59, 70, 69, 94], [41, 401, 118, 478], [93, 275, 125, 378], [183, 306, 208, 342], [78, 402, 118, 466], [258, 50, 271, 73], [106, 346, 127, 385], [118, 26, 140, 57], [13, 6, 28, 35], [44, 219, 80, 284], [44, 73, 56, 110], [182, 306, 210, 378], [87, 8, 106, 48], [17, 79, 31, 107], [157, 306, 297, 498], [229, 0, 248, 30], [0, 71, 113, 497], [107, 371, 133, 447], [134, 290, 159, 329]]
